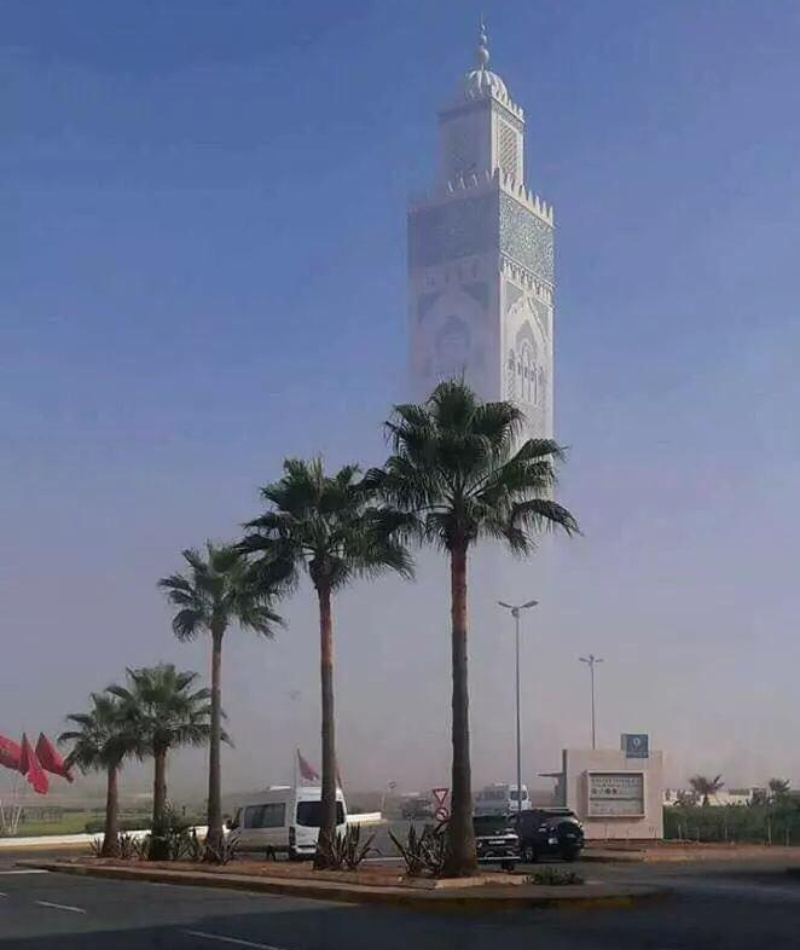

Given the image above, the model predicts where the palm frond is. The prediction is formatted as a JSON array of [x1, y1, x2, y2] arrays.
[[372, 382, 578, 555]]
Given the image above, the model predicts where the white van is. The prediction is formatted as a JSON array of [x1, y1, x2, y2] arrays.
[[228, 785, 347, 860], [474, 783, 532, 816]]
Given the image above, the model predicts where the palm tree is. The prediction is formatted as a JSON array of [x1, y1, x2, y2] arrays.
[[59, 693, 138, 857], [768, 778, 791, 803], [109, 664, 214, 858], [158, 543, 285, 857], [365, 380, 578, 876], [675, 789, 699, 809], [239, 458, 413, 868], [689, 774, 724, 807]]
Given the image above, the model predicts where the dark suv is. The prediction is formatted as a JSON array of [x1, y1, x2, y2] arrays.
[[472, 814, 520, 871], [514, 808, 584, 863]]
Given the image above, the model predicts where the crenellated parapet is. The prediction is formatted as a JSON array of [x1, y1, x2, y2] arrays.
[[410, 168, 554, 227], [500, 257, 554, 303]]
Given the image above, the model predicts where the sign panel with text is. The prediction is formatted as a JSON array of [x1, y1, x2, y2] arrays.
[[586, 771, 645, 818]]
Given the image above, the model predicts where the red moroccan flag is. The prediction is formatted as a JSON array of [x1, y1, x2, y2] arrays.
[[0, 734, 22, 772], [36, 733, 74, 783], [297, 749, 320, 782], [19, 733, 49, 795]]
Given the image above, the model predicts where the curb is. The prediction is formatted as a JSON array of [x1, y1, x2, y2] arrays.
[[580, 853, 646, 864], [18, 860, 668, 913]]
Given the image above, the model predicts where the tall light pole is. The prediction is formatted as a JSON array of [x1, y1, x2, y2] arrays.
[[579, 654, 604, 750], [498, 599, 538, 818]]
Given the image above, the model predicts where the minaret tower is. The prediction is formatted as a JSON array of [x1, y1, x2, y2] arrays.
[[408, 22, 554, 439]]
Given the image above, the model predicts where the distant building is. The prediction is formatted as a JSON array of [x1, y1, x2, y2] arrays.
[[663, 787, 766, 808]]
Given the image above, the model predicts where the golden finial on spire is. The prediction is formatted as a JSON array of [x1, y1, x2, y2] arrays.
[[477, 17, 490, 70]]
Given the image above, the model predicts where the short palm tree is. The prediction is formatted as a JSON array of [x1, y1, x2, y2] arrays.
[[768, 778, 791, 803], [675, 789, 699, 809], [240, 458, 413, 868], [59, 693, 138, 857], [158, 543, 285, 857], [109, 664, 214, 858], [689, 774, 724, 807], [366, 380, 578, 876]]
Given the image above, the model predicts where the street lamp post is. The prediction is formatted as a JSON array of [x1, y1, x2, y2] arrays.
[[498, 599, 538, 819], [579, 654, 604, 750]]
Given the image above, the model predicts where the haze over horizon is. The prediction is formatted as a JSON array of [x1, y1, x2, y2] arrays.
[[3, 0, 799, 802]]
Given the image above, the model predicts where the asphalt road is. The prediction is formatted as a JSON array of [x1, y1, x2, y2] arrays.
[[4, 856, 800, 949]]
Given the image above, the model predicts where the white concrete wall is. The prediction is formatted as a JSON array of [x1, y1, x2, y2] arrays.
[[563, 748, 664, 840]]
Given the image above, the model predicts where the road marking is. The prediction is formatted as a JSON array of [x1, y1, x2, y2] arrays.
[[0, 869, 48, 875], [182, 930, 287, 950], [35, 900, 87, 914]]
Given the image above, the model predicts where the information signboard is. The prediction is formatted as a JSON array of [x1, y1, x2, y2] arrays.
[[586, 771, 645, 818], [621, 734, 649, 759]]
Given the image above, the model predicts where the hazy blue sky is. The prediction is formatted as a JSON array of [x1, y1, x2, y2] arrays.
[[3, 0, 799, 800]]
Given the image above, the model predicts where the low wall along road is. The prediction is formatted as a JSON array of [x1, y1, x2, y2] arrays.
[[0, 813, 384, 851]]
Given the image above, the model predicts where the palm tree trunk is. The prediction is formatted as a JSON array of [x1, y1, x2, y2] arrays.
[[204, 625, 224, 859], [314, 582, 338, 869], [152, 748, 168, 828], [444, 540, 477, 877], [148, 746, 169, 860], [101, 764, 120, 858]]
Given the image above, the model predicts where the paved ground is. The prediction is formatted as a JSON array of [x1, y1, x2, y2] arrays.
[[4, 850, 800, 948]]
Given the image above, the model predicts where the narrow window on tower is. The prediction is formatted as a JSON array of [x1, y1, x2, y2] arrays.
[[499, 122, 518, 180]]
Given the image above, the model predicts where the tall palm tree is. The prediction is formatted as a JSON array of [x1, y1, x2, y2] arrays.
[[366, 380, 578, 876], [158, 543, 285, 857], [59, 693, 138, 857], [239, 458, 413, 868], [109, 664, 214, 858], [689, 774, 724, 807]]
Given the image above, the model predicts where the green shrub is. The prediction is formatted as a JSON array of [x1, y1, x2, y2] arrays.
[[148, 804, 194, 861], [528, 867, 584, 886]]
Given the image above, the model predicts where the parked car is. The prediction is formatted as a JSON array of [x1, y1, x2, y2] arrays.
[[228, 785, 347, 860], [472, 814, 520, 871], [400, 796, 434, 821], [514, 808, 584, 863]]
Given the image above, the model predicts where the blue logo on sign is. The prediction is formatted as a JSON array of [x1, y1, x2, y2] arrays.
[[624, 734, 649, 758]]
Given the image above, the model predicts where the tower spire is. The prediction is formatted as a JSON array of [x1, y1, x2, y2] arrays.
[[476, 17, 490, 70]]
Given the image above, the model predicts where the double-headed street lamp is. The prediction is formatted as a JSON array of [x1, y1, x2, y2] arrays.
[[498, 598, 538, 818], [579, 654, 604, 750]]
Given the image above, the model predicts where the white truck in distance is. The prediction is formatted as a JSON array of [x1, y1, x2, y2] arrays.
[[474, 783, 532, 816]]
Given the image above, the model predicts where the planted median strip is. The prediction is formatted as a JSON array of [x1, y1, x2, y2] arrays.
[[19, 859, 667, 912]]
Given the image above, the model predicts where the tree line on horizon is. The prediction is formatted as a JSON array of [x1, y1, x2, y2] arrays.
[[59, 380, 578, 876]]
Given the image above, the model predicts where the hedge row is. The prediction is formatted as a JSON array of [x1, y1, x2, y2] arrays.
[[84, 818, 151, 834], [665, 804, 800, 844]]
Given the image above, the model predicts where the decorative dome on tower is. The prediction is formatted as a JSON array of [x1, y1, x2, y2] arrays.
[[463, 20, 509, 102]]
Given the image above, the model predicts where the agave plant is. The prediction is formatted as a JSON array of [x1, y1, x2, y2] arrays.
[[315, 824, 378, 871], [389, 823, 448, 877]]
